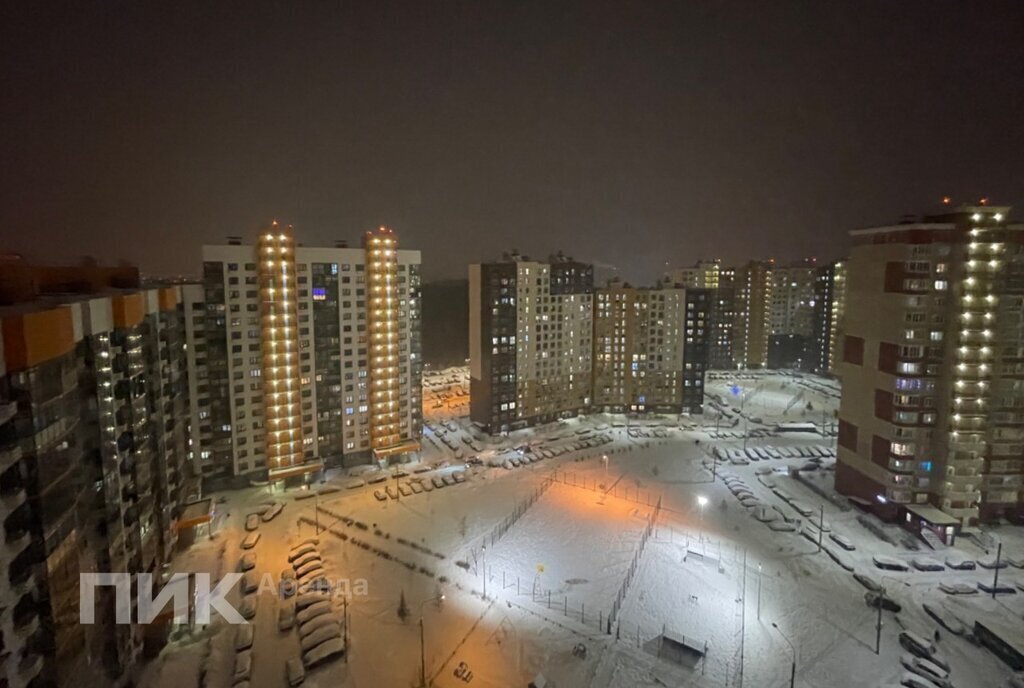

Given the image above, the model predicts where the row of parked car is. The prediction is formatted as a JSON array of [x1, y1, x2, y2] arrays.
[[713, 443, 836, 466], [374, 471, 467, 501], [278, 538, 345, 684]]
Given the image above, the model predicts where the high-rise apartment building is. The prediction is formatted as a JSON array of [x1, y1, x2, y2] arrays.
[[836, 205, 1024, 532], [469, 252, 594, 433], [733, 260, 773, 369], [470, 253, 708, 433], [665, 260, 735, 369], [592, 280, 708, 414], [810, 260, 847, 375], [0, 260, 193, 687], [186, 225, 422, 484]]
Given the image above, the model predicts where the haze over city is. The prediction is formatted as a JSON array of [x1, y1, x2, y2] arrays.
[[2, 3, 1024, 688]]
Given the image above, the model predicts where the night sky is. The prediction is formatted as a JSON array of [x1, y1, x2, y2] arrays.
[[3, 1, 1022, 282]]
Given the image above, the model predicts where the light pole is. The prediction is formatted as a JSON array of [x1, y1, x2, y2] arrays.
[[419, 595, 445, 687], [697, 495, 708, 541], [481, 545, 487, 600], [757, 563, 762, 621], [772, 622, 796, 688]]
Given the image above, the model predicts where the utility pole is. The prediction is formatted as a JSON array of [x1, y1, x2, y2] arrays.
[[817, 505, 824, 554], [757, 563, 762, 621], [875, 587, 885, 654], [739, 548, 747, 687], [992, 542, 1003, 599]]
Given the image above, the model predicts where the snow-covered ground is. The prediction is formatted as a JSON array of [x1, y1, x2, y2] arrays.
[[141, 370, 1024, 688]]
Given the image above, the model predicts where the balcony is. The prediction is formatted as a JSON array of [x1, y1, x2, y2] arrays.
[[0, 401, 16, 426]]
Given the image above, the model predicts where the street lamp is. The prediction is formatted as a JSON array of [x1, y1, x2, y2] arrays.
[[771, 622, 796, 688], [419, 595, 445, 687], [697, 495, 708, 541]]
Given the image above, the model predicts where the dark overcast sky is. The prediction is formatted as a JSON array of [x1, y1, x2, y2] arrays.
[[2, 1, 1022, 282]]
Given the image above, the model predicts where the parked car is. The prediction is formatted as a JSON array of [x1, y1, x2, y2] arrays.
[[899, 671, 942, 688], [373, 489, 387, 501], [233, 651, 252, 683], [298, 613, 339, 639], [829, 533, 856, 551], [245, 514, 260, 532], [278, 603, 296, 631], [899, 653, 951, 687], [296, 600, 332, 626], [240, 552, 257, 571], [240, 572, 260, 594], [303, 637, 345, 669], [295, 592, 331, 611], [292, 551, 321, 570], [300, 622, 341, 652], [262, 502, 284, 522], [295, 561, 324, 580], [865, 591, 901, 612], [235, 623, 254, 651], [239, 596, 257, 620], [385, 485, 399, 500], [286, 657, 306, 686], [398, 483, 413, 497], [899, 631, 949, 671], [874, 555, 910, 572], [241, 532, 261, 550], [432, 476, 445, 489], [288, 544, 316, 562]]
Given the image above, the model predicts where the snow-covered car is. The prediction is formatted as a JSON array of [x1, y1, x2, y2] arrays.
[[288, 544, 316, 562], [296, 600, 331, 626], [944, 555, 975, 570], [298, 613, 339, 639], [279, 603, 296, 631], [432, 476, 445, 489], [295, 562, 324, 581], [829, 533, 855, 551], [900, 653, 951, 687], [295, 592, 331, 611], [262, 502, 284, 522], [398, 483, 413, 497], [442, 475, 456, 486], [235, 623, 254, 651], [292, 551, 321, 570], [898, 631, 948, 671], [241, 532, 261, 550], [421, 480, 434, 492], [865, 591, 901, 612], [241, 572, 260, 594], [385, 485, 399, 500], [899, 671, 942, 688], [245, 514, 260, 532], [239, 596, 257, 620], [873, 555, 910, 572], [853, 573, 883, 592], [300, 622, 341, 652], [367, 474, 387, 485], [789, 501, 814, 517], [409, 481, 423, 494], [373, 489, 387, 502], [303, 637, 345, 669], [233, 651, 252, 683], [286, 657, 305, 686], [911, 558, 945, 572], [453, 471, 466, 483], [240, 552, 257, 571]]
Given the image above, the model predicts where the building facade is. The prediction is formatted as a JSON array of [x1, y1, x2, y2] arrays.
[[592, 281, 707, 414], [471, 254, 708, 433], [836, 205, 1024, 528], [469, 253, 594, 432], [0, 261, 192, 688], [185, 225, 422, 484], [810, 260, 847, 375], [665, 260, 734, 369], [733, 260, 773, 369]]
